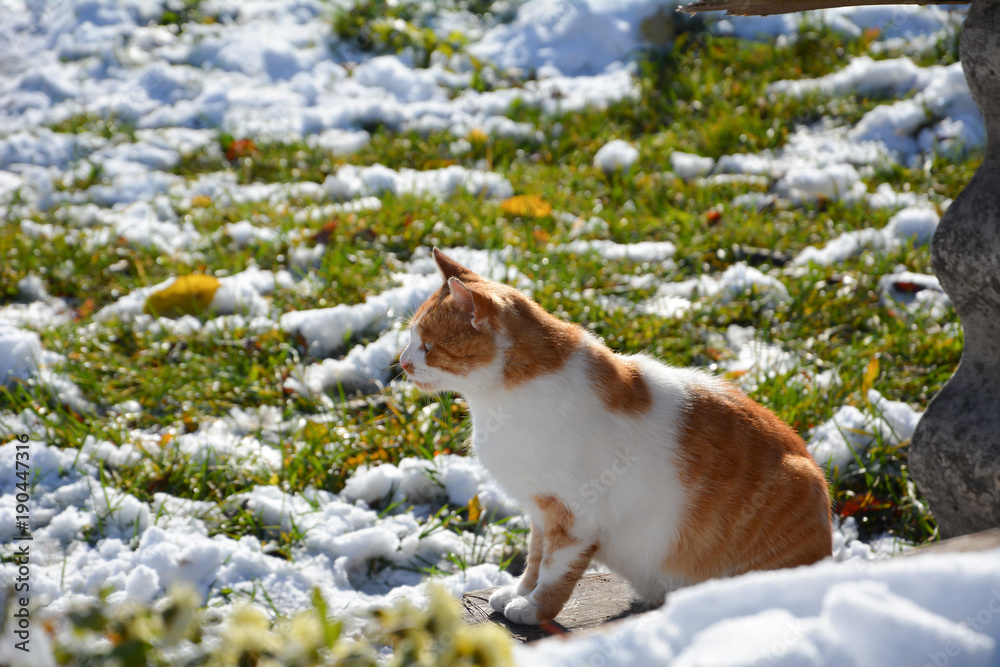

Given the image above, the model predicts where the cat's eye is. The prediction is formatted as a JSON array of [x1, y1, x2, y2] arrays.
[[422, 341, 434, 352]]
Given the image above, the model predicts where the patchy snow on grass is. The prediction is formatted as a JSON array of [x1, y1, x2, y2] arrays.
[[0, 437, 515, 623], [0, 276, 71, 329], [280, 273, 439, 360], [718, 263, 790, 304], [879, 269, 952, 320], [699, 53, 980, 217], [850, 62, 982, 159], [323, 163, 513, 201], [0, 324, 59, 386], [0, 323, 92, 413], [95, 266, 288, 324], [560, 239, 676, 263], [793, 206, 939, 267], [769, 55, 981, 163], [281, 247, 521, 391], [716, 3, 964, 42], [223, 219, 281, 247], [806, 389, 922, 469], [82, 199, 201, 255], [670, 151, 715, 180], [639, 262, 790, 320], [775, 162, 867, 205], [718, 324, 836, 394], [769, 56, 933, 99], [305, 128, 372, 155], [468, 0, 670, 77], [284, 325, 411, 397]]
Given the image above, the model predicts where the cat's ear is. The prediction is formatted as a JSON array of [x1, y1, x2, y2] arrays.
[[434, 247, 478, 282], [448, 277, 493, 332]]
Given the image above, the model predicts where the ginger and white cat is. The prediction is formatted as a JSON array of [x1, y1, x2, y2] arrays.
[[399, 248, 832, 625]]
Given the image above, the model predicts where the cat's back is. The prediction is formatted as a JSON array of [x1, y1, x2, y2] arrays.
[[622, 355, 820, 477]]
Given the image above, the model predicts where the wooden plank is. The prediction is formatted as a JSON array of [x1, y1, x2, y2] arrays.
[[680, 0, 967, 17], [461, 573, 637, 643], [904, 527, 1000, 557]]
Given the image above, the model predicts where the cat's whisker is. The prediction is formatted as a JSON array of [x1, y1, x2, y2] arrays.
[[386, 363, 407, 384], [401, 305, 419, 328]]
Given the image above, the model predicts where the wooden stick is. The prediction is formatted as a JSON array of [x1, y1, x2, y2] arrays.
[[680, 0, 968, 17]]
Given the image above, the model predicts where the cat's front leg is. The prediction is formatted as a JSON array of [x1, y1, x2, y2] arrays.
[[503, 540, 599, 625], [489, 519, 544, 613]]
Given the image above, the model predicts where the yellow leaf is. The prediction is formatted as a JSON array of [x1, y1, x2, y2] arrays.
[[269, 473, 280, 486], [144, 274, 221, 318], [190, 194, 213, 208], [466, 494, 482, 523], [862, 355, 880, 398], [467, 127, 488, 146], [302, 420, 331, 442], [500, 194, 553, 218], [532, 228, 550, 244]]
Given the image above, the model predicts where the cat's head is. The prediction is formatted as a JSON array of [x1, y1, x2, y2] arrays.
[[399, 248, 580, 395], [399, 249, 507, 394]]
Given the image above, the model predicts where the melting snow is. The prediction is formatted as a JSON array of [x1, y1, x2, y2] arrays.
[[670, 151, 715, 180], [793, 206, 939, 267], [0, 436, 516, 622], [324, 163, 513, 201], [639, 262, 790, 320], [594, 139, 640, 175], [879, 269, 952, 321], [561, 239, 676, 264], [807, 389, 922, 469]]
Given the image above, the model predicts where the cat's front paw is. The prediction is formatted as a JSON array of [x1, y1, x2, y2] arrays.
[[503, 597, 541, 625], [488, 586, 521, 613]]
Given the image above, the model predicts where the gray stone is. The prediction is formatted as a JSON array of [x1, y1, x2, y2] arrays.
[[910, 0, 1000, 538]]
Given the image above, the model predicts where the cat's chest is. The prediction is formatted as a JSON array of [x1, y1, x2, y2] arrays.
[[468, 401, 565, 486], [469, 403, 554, 460], [465, 383, 618, 504]]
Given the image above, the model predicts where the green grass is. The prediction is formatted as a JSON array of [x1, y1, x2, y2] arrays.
[[2, 21, 978, 583]]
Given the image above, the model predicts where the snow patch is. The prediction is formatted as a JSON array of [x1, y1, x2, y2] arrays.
[[807, 389, 922, 469], [670, 152, 715, 180], [594, 139, 639, 175], [793, 206, 939, 267]]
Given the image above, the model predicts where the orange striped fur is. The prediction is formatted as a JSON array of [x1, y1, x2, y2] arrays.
[[580, 344, 652, 415], [532, 543, 599, 621], [519, 520, 545, 594], [535, 494, 581, 563], [664, 384, 832, 581]]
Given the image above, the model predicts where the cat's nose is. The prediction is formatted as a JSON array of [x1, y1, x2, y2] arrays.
[[400, 347, 414, 374]]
